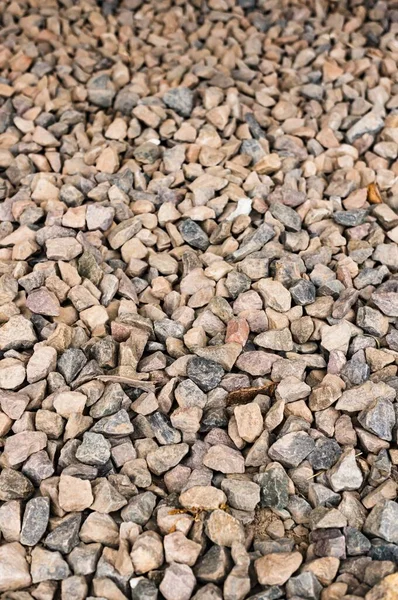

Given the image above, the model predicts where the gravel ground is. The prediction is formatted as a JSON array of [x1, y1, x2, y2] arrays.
[[0, 0, 398, 598]]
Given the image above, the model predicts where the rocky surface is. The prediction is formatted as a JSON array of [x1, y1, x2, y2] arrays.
[[0, 0, 398, 598]]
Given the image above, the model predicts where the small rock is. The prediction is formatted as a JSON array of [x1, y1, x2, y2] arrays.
[[20, 496, 50, 546], [255, 552, 303, 586]]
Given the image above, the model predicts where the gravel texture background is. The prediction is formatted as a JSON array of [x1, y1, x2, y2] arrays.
[[0, 0, 398, 599]]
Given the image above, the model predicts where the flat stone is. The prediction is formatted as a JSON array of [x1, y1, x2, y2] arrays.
[[147, 443, 189, 475], [257, 279, 291, 312], [26, 287, 60, 316], [254, 328, 293, 351]]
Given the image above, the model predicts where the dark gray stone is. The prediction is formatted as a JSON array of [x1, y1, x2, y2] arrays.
[[91, 409, 134, 436], [45, 513, 81, 554], [333, 210, 368, 227], [195, 545, 231, 583], [121, 491, 157, 525], [225, 270, 251, 299], [307, 438, 342, 470], [340, 358, 370, 386], [187, 356, 224, 392], [286, 572, 322, 599], [57, 348, 87, 384], [268, 431, 315, 468], [75, 432, 111, 466], [147, 412, 181, 445], [345, 527, 372, 556], [0, 468, 34, 501], [364, 500, 398, 543], [154, 318, 185, 342], [163, 87, 194, 117], [131, 579, 159, 600], [178, 219, 209, 250], [270, 203, 302, 232], [358, 398, 396, 441], [257, 466, 289, 509], [290, 279, 316, 305]]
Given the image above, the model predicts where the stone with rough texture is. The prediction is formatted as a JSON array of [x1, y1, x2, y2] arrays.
[[0, 543, 32, 592]]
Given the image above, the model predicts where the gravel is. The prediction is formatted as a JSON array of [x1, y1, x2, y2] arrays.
[[0, 0, 398, 598]]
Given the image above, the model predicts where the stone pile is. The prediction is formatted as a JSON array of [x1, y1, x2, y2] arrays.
[[0, 0, 397, 598]]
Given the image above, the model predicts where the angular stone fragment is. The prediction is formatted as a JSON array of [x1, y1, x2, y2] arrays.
[[163, 87, 194, 117], [0, 469, 34, 501], [220, 479, 260, 512], [364, 500, 398, 544], [20, 496, 50, 546], [254, 328, 293, 351], [327, 449, 363, 492], [234, 402, 263, 442], [0, 315, 37, 351], [4, 431, 47, 466], [205, 509, 245, 547], [358, 398, 395, 441], [75, 432, 111, 466], [58, 475, 93, 512], [203, 444, 245, 474], [27, 346, 57, 383], [164, 532, 201, 566], [257, 278, 291, 312], [187, 356, 224, 392], [26, 287, 60, 316], [255, 552, 303, 586], [268, 431, 315, 468], [257, 466, 289, 509], [130, 531, 164, 574], [147, 443, 189, 475], [31, 546, 71, 582], [44, 513, 81, 554], [180, 486, 227, 510], [0, 542, 32, 592]]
